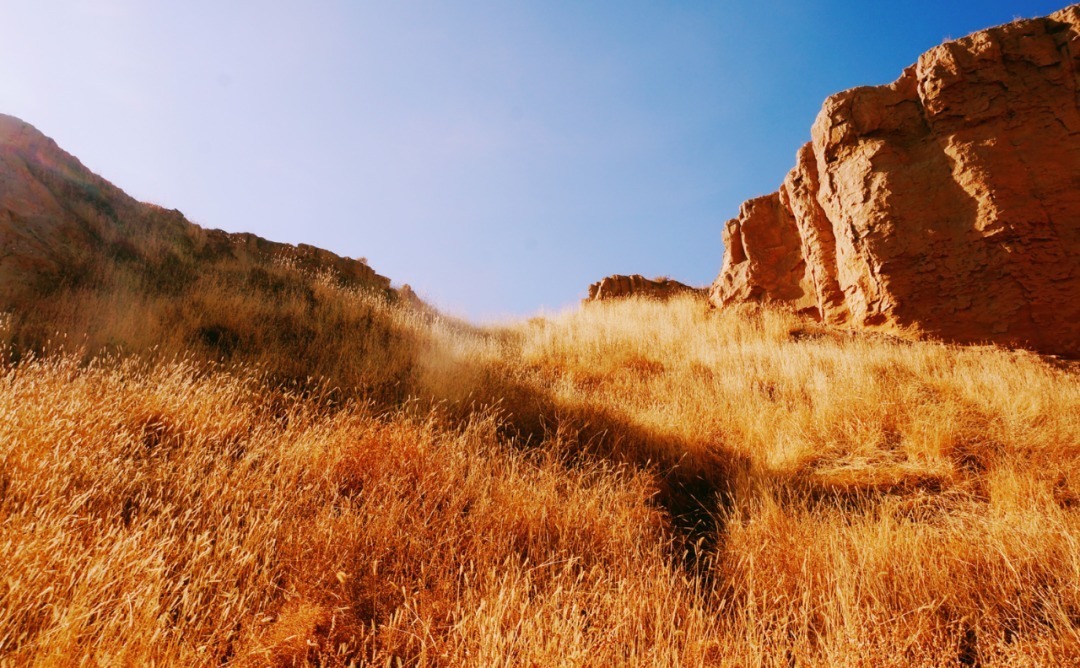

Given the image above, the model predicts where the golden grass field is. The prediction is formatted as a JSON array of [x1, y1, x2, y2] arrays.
[[3, 280, 1080, 666]]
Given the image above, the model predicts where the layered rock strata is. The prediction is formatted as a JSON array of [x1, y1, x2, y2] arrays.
[[711, 5, 1080, 355]]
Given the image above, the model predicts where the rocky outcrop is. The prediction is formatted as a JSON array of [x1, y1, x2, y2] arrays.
[[710, 193, 819, 316], [588, 274, 703, 302], [712, 5, 1080, 356]]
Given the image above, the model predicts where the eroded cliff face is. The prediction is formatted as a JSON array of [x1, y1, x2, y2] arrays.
[[710, 192, 818, 316], [712, 5, 1080, 355]]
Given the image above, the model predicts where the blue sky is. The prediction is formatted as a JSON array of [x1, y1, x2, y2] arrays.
[[0, 1, 1068, 319]]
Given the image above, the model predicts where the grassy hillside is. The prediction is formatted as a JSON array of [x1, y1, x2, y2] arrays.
[[3, 291, 1079, 666], [0, 113, 414, 401], [1, 246, 417, 403]]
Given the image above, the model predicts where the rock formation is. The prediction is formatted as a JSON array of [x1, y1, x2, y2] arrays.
[[712, 5, 1080, 356], [587, 274, 704, 302]]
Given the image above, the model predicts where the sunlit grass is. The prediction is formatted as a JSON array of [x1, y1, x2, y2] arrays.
[[2, 291, 1079, 665]]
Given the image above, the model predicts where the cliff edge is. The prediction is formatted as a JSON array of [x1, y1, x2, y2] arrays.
[[712, 5, 1080, 356]]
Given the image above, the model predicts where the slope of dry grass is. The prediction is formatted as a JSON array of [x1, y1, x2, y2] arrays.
[[0, 355, 717, 666], [2, 292, 1080, 666]]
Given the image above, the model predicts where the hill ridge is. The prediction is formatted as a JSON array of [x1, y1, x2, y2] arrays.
[[0, 113, 392, 307]]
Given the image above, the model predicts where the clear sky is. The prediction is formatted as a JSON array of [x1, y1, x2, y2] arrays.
[[0, 1, 1069, 319]]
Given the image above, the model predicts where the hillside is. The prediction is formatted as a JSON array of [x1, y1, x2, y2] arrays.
[[3, 296, 1079, 666], [0, 114, 427, 397], [0, 115, 391, 301]]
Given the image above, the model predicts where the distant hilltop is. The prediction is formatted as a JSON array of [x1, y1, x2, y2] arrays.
[[0, 113, 392, 309], [0, 113, 423, 393], [710, 5, 1080, 356]]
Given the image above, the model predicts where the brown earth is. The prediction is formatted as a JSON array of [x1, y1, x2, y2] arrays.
[[711, 5, 1080, 356]]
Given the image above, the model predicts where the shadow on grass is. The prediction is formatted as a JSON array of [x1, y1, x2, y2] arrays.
[[437, 371, 753, 576]]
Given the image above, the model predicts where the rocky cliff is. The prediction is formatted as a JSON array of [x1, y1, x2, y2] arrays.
[[587, 274, 704, 302], [712, 5, 1080, 356]]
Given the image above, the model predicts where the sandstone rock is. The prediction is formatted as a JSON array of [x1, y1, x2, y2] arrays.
[[587, 274, 703, 302], [711, 5, 1080, 356], [709, 192, 819, 317]]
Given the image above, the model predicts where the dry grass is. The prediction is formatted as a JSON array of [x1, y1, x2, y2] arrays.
[[2, 291, 1080, 666], [0, 355, 715, 666]]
